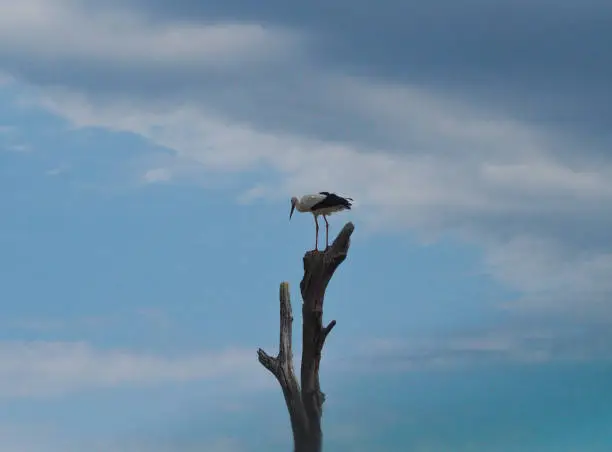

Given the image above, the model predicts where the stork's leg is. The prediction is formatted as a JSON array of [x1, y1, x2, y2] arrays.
[[323, 215, 329, 249], [314, 214, 319, 251]]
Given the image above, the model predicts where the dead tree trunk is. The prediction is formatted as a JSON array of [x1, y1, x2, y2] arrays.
[[257, 222, 355, 452]]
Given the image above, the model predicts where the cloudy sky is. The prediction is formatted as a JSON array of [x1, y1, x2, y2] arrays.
[[1, 0, 611, 450]]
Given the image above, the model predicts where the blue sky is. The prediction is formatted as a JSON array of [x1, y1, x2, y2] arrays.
[[1, 1, 612, 451]]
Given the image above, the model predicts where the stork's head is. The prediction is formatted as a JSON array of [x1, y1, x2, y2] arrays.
[[289, 196, 298, 219]]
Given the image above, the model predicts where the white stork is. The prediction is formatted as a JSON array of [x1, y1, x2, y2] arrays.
[[289, 192, 353, 250]]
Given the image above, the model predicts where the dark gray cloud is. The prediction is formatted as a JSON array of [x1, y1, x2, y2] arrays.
[[100, 0, 612, 146], [4, 0, 612, 155]]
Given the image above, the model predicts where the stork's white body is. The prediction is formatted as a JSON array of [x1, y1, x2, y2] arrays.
[[294, 194, 346, 216], [290, 192, 353, 250]]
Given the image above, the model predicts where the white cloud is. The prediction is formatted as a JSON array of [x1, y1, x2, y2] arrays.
[[45, 164, 70, 176], [0, 0, 295, 68], [0, 424, 246, 452], [0, 341, 267, 398], [33, 78, 612, 212], [0, 125, 30, 153], [0, 71, 12, 85], [349, 325, 612, 374], [143, 167, 172, 183], [28, 75, 612, 318], [6, 144, 30, 152], [482, 162, 612, 197], [84, 437, 246, 452], [487, 237, 612, 314], [0, 424, 63, 452]]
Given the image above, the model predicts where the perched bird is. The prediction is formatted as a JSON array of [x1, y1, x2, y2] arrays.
[[289, 192, 353, 250]]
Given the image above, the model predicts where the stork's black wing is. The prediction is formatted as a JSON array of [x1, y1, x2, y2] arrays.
[[312, 192, 353, 210]]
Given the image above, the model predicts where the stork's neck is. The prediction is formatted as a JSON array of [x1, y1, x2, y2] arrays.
[[295, 200, 309, 212]]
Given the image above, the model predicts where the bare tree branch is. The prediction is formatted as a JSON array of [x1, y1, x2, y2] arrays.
[[319, 320, 336, 349], [257, 282, 309, 447], [256, 349, 278, 375]]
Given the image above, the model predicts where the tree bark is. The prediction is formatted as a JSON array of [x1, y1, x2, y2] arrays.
[[258, 222, 355, 452]]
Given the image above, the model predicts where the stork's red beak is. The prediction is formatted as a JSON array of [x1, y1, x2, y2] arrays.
[[289, 203, 295, 220]]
